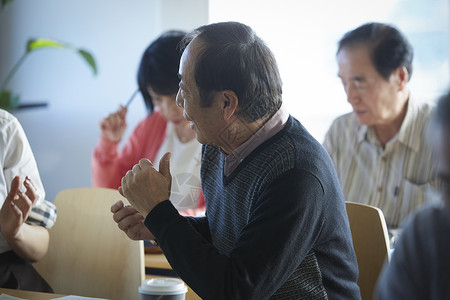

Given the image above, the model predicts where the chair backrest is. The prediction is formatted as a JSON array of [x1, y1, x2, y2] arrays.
[[34, 187, 145, 300], [345, 201, 391, 300]]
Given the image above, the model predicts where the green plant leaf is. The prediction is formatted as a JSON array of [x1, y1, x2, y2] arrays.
[[26, 38, 66, 52], [78, 49, 98, 75], [1, 0, 14, 12], [25, 38, 97, 75], [0, 90, 20, 111]]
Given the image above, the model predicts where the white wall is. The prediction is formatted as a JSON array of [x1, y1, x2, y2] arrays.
[[0, 0, 209, 202], [209, 0, 450, 141]]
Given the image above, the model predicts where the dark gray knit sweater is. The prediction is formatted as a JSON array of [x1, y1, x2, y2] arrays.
[[146, 116, 361, 300]]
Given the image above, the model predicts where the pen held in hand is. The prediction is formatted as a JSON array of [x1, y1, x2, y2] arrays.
[[124, 89, 140, 108]]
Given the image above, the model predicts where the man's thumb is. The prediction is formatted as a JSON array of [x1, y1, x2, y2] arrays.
[[159, 152, 172, 180]]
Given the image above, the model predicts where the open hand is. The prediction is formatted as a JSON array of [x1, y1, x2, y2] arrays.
[[0, 176, 37, 240]]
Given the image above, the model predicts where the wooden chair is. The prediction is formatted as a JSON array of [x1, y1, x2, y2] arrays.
[[34, 188, 145, 300], [345, 202, 391, 300]]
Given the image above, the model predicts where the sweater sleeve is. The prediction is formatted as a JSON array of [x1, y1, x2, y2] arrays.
[[145, 169, 326, 300], [91, 112, 166, 188]]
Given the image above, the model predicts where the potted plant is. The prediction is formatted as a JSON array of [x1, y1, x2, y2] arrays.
[[0, 0, 97, 110]]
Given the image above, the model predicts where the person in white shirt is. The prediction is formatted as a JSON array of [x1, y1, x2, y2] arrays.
[[323, 22, 439, 243], [0, 109, 56, 292]]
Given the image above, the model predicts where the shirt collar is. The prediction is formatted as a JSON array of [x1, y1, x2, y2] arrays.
[[224, 103, 289, 176]]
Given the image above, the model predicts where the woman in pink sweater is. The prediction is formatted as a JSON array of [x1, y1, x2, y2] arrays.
[[92, 31, 204, 218]]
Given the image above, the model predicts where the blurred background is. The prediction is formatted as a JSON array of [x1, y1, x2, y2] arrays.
[[0, 0, 448, 202]]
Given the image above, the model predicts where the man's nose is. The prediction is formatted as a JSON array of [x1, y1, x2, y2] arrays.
[[346, 84, 359, 105]]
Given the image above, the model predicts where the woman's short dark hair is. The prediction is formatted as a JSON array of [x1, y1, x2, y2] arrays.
[[337, 22, 414, 81], [181, 22, 282, 122], [137, 30, 186, 114]]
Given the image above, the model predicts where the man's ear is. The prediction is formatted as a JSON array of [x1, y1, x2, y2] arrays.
[[394, 66, 409, 91], [221, 90, 239, 120]]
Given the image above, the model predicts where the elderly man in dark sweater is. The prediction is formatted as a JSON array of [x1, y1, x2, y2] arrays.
[[112, 21, 360, 299]]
